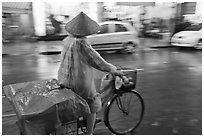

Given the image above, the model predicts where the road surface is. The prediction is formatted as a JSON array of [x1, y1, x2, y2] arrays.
[[2, 38, 202, 135]]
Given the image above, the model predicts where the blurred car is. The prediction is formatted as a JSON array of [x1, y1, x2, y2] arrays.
[[145, 28, 163, 39], [87, 21, 139, 53], [171, 23, 202, 49]]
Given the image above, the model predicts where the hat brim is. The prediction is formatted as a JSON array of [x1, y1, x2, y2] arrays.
[[65, 12, 100, 37]]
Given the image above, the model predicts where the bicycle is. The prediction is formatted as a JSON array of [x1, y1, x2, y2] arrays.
[[52, 68, 145, 135]]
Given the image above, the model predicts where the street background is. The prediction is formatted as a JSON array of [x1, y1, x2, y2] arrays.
[[2, 1, 202, 135]]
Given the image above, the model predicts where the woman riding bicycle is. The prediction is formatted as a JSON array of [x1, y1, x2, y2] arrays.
[[58, 12, 123, 135]]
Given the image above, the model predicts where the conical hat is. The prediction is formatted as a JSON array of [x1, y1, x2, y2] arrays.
[[65, 12, 100, 37]]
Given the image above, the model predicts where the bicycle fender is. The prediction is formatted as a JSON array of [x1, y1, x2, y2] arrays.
[[103, 93, 117, 122], [130, 89, 140, 93]]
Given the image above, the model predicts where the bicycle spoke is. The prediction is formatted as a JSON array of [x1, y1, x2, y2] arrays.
[[116, 96, 127, 114], [109, 100, 127, 117], [127, 94, 137, 113], [120, 92, 136, 114], [109, 112, 138, 122], [124, 93, 133, 113], [123, 98, 141, 121], [108, 115, 128, 123], [116, 97, 122, 110], [122, 93, 128, 111], [106, 91, 144, 134]]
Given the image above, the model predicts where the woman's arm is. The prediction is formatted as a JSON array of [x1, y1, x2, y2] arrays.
[[78, 39, 117, 74]]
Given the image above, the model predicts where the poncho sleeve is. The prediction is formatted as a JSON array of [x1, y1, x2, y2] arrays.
[[78, 39, 117, 74]]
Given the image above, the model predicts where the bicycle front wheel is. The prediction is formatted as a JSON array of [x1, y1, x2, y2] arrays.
[[104, 90, 144, 134]]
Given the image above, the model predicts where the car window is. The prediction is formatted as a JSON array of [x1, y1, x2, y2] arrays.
[[184, 24, 202, 31], [98, 24, 109, 34], [115, 24, 127, 32]]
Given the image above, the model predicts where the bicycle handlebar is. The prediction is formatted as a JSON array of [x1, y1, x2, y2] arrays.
[[116, 68, 144, 76], [134, 68, 144, 71]]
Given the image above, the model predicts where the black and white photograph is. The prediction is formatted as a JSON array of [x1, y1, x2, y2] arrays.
[[1, 1, 202, 135]]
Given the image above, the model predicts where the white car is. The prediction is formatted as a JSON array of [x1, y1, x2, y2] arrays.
[[171, 24, 202, 49], [87, 21, 139, 53]]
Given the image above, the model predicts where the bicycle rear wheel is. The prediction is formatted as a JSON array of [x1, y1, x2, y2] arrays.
[[104, 90, 144, 135]]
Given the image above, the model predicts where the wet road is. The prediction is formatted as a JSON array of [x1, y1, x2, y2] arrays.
[[2, 39, 202, 135]]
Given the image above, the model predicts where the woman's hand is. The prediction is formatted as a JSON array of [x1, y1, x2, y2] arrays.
[[110, 65, 123, 78], [114, 70, 124, 78]]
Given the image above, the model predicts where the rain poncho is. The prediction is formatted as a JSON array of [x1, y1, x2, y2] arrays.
[[58, 36, 117, 112]]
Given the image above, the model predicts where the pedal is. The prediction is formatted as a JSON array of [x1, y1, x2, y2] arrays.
[[95, 118, 102, 124], [78, 118, 86, 128], [78, 117, 102, 128]]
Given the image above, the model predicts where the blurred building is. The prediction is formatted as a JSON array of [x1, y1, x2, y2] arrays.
[[182, 2, 202, 23], [2, 2, 35, 42], [33, 2, 101, 36], [2, 2, 201, 41], [2, 2, 101, 38], [101, 2, 156, 35], [105, 2, 201, 38]]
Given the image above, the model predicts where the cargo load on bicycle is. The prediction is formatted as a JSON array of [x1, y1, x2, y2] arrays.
[[3, 79, 91, 135]]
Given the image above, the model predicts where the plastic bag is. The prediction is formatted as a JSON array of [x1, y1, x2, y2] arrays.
[[3, 79, 91, 134]]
